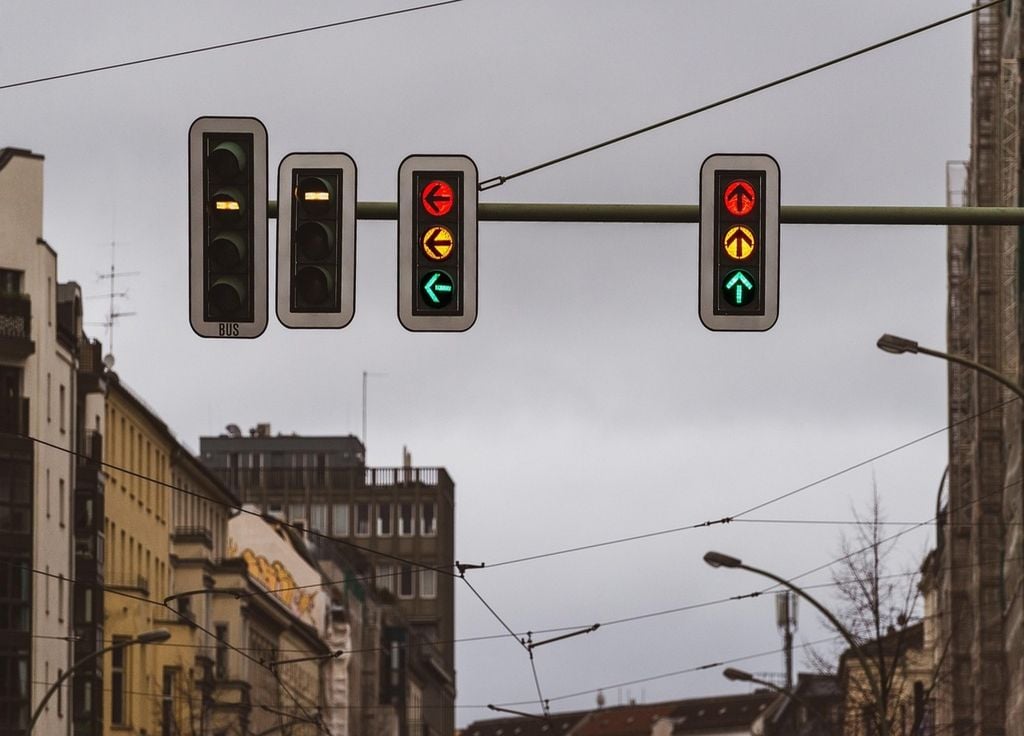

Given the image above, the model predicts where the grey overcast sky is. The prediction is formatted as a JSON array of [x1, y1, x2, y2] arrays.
[[1, 0, 970, 725]]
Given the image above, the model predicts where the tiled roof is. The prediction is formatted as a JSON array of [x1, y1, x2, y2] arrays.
[[463, 711, 590, 736]]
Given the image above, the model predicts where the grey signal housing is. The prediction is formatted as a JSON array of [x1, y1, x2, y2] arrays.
[[276, 152, 357, 329], [188, 116, 268, 338], [698, 153, 780, 332], [398, 155, 478, 332]]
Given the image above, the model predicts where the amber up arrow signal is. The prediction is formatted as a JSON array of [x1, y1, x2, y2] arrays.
[[723, 226, 754, 259]]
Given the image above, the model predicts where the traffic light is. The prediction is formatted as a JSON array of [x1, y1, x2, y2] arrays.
[[698, 154, 780, 331], [188, 116, 268, 338], [276, 153, 357, 328], [397, 155, 478, 332]]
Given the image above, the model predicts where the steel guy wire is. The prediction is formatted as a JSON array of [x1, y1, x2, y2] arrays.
[[478, 0, 1003, 190]]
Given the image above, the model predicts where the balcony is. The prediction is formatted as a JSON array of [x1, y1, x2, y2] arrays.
[[208, 465, 452, 492], [106, 574, 149, 596], [0, 294, 33, 360]]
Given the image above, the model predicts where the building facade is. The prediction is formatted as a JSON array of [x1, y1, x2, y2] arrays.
[[938, 3, 1024, 736], [200, 427, 457, 736], [102, 373, 175, 735], [0, 147, 78, 736]]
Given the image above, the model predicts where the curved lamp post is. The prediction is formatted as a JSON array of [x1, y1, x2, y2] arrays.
[[876, 333, 1024, 401], [28, 628, 171, 734], [703, 551, 886, 735]]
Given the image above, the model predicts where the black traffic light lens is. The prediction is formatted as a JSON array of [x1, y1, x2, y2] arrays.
[[209, 279, 245, 317], [296, 176, 334, 217], [210, 233, 246, 270], [208, 141, 247, 179], [296, 222, 333, 261], [295, 266, 332, 305]]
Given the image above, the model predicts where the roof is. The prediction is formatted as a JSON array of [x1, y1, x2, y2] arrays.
[[464, 693, 777, 736], [463, 711, 590, 736], [573, 701, 682, 736], [666, 692, 776, 732], [0, 147, 43, 172]]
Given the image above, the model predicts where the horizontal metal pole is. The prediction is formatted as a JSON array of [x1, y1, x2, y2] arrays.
[[265, 201, 1024, 226]]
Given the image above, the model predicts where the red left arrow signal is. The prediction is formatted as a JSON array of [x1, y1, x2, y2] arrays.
[[421, 180, 454, 216], [723, 180, 755, 217]]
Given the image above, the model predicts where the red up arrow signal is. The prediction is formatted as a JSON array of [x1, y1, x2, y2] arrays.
[[723, 180, 755, 217]]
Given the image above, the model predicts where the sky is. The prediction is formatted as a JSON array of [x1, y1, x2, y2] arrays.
[[1, 0, 972, 726]]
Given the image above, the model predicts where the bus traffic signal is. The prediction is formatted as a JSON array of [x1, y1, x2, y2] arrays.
[[276, 153, 357, 328], [698, 154, 780, 332], [188, 116, 268, 338], [397, 155, 478, 332]]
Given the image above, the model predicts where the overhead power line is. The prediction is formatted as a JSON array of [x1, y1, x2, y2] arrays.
[[478, 0, 1003, 190], [0, 0, 465, 92]]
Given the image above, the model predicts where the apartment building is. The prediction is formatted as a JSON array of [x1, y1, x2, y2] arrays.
[[0, 147, 77, 736], [200, 426, 457, 736]]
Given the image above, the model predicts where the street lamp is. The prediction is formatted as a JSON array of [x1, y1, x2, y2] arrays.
[[722, 668, 824, 723], [877, 332, 1024, 401], [702, 551, 886, 734], [28, 628, 171, 734]]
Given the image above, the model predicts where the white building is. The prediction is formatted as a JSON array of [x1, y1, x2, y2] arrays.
[[0, 147, 76, 734]]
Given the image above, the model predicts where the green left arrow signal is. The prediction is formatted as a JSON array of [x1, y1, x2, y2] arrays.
[[722, 269, 755, 307], [420, 270, 455, 308]]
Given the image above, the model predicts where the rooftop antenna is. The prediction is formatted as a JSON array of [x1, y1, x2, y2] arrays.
[[86, 232, 137, 357]]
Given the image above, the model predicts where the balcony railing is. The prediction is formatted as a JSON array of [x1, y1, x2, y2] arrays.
[[0, 294, 33, 359], [208, 466, 450, 491]]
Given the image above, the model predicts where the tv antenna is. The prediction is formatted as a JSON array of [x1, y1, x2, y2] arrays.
[[86, 239, 137, 356]]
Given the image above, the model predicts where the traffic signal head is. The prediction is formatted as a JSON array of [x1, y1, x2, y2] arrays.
[[276, 153, 357, 329], [188, 116, 268, 338], [397, 155, 478, 332], [698, 153, 780, 331]]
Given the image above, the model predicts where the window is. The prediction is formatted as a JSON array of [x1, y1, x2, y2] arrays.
[[310, 503, 327, 534], [267, 503, 284, 519], [420, 569, 437, 599], [332, 504, 349, 535], [377, 564, 396, 594], [57, 668, 64, 717], [398, 503, 415, 536], [57, 575, 64, 622], [58, 479, 65, 528], [215, 624, 229, 679], [46, 373, 51, 422], [46, 469, 51, 519], [398, 564, 414, 598], [289, 503, 306, 526], [355, 503, 371, 536], [0, 268, 21, 294], [111, 637, 129, 725], [59, 384, 65, 432], [377, 503, 392, 536], [421, 501, 437, 536], [162, 667, 177, 736], [44, 565, 50, 614]]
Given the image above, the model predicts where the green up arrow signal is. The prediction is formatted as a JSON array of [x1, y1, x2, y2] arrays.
[[420, 270, 455, 309], [722, 269, 755, 307]]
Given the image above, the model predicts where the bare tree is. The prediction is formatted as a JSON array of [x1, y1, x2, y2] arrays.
[[807, 486, 951, 736]]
